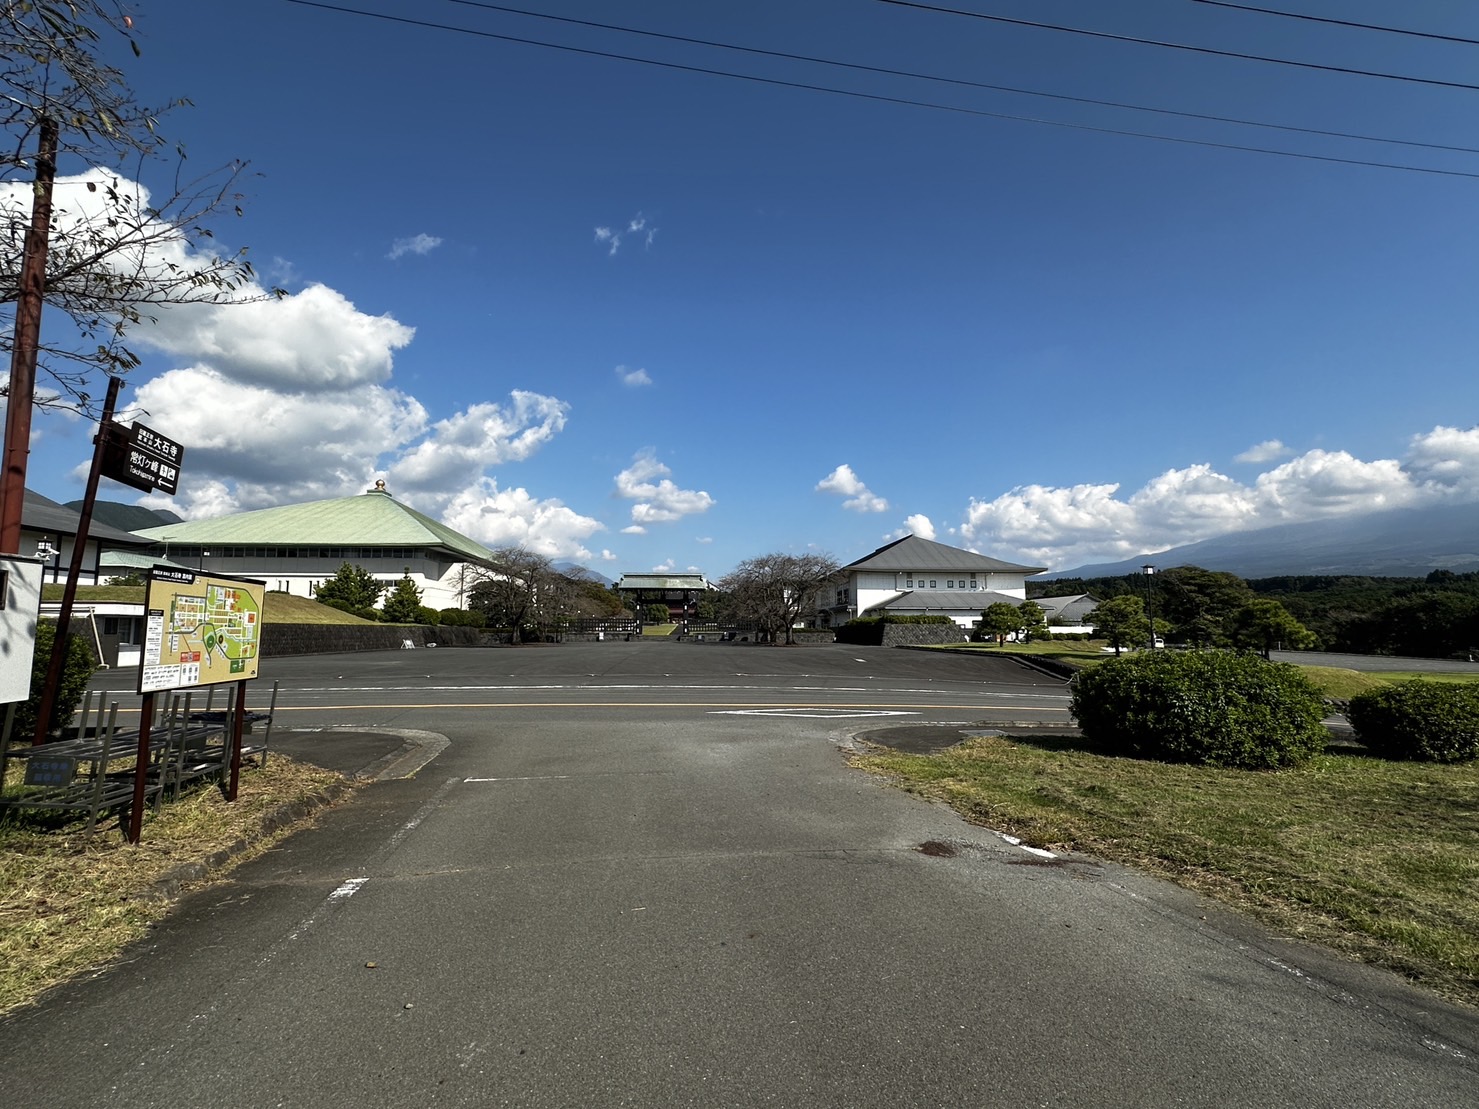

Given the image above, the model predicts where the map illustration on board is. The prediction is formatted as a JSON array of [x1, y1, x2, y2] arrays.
[[140, 571, 265, 694]]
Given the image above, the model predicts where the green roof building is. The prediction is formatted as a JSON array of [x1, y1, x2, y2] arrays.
[[133, 482, 497, 609]]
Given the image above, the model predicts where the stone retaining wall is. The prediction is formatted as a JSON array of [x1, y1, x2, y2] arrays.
[[261, 624, 485, 657], [879, 624, 970, 648]]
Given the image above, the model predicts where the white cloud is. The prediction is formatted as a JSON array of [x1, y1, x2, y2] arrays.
[[1235, 439, 1289, 464], [622, 525, 647, 535], [434, 480, 603, 561], [594, 212, 657, 256], [387, 233, 443, 260], [138, 283, 415, 393], [816, 463, 888, 513], [901, 514, 937, 541], [652, 559, 675, 572], [389, 392, 569, 496], [696, 536, 713, 544], [958, 426, 1479, 569], [35, 171, 594, 557], [616, 365, 652, 387], [598, 549, 618, 562], [131, 365, 429, 510], [615, 450, 714, 524]]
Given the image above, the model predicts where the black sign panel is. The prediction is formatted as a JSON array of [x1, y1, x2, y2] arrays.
[[99, 422, 184, 496]]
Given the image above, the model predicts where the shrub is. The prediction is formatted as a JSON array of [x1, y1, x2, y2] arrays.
[[437, 607, 486, 628], [11, 621, 98, 740], [1347, 681, 1479, 763], [1069, 650, 1328, 769]]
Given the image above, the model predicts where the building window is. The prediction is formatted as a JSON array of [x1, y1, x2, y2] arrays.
[[930, 580, 937, 589], [906, 578, 913, 588], [947, 580, 954, 589]]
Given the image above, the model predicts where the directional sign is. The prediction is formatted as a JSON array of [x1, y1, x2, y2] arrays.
[[100, 421, 184, 496]]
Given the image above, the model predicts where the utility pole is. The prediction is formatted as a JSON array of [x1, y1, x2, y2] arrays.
[[0, 115, 59, 554]]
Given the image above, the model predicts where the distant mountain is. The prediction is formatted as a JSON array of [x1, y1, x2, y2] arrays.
[[65, 500, 183, 533], [555, 562, 614, 587], [1044, 502, 1479, 580]]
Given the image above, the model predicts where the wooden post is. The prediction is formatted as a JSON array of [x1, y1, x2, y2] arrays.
[[225, 680, 246, 802], [127, 692, 155, 844]]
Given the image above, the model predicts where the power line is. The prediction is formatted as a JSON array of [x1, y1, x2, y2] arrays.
[[874, 0, 1479, 93], [438, 0, 1479, 157], [282, 0, 1479, 181], [1190, 1, 1479, 47]]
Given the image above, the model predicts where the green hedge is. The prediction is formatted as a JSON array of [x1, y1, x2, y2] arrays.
[[1347, 681, 1479, 763], [1069, 650, 1328, 769], [10, 621, 98, 741]]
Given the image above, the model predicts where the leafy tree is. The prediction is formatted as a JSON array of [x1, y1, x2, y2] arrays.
[[720, 552, 841, 645], [1088, 594, 1149, 656], [1017, 600, 1048, 642], [314, 562, 385, 618], [380, 574, 426, 624], [642, 603, 671, 624], [1367, 592, 1479, 660], [977, 602, 1022, 645], [1231, 598, 1317, 659], [1154, 566, 1253, 647], [0, 1, 276, 409], [695, 596, 719, 623]]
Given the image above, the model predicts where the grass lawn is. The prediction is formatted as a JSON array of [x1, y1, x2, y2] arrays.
[[42, 585, 375, 625], [0, 756, 352, 1015], [851, 735, 1478, 1006]]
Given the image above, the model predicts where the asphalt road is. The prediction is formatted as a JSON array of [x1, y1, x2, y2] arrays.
[[7, 642, 1475, 1108]]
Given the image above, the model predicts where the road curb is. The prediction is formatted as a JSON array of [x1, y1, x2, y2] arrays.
[[140, 781, 354, 902], [352, 729, 451, 781]]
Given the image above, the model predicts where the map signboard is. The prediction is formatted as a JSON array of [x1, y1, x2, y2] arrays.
[[138, 569, 266, 694]]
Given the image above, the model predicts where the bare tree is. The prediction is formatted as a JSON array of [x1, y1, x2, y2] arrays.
[[466, 548, 594, 644], [0, 1, 276, 411], [720, 552, 840, 645]]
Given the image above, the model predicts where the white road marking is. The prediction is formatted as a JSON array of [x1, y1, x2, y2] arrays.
[[998, 832, 1057, 860], [464, 774, 575, 782]]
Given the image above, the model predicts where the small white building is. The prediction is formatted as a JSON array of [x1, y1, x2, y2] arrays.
[[818, 534, 1047, 630]]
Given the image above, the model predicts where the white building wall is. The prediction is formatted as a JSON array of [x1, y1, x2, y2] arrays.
[[196, 557, 474, 611]]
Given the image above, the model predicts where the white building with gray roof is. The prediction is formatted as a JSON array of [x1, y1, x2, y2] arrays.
[[820, 534, 1047, 630]]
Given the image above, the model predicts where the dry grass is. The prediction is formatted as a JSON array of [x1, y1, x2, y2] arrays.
[[851, 734, 1478, 1007], [0, 756, 352, 1015]]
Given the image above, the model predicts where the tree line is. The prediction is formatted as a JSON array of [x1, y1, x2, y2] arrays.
[[1033, 567, 1479, 659]]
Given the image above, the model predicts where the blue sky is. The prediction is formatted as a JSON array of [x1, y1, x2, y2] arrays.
[[10, 0, 1479, 576]]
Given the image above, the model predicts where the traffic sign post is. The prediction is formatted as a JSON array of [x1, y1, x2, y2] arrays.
[[100, 421, 183, 496]]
